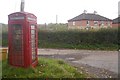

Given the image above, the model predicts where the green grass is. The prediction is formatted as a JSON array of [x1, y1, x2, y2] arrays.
[[2, 58, 86, 78], [38, 42, 118, 50], [0, 61, 2, 78]]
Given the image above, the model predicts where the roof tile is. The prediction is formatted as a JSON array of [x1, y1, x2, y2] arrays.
[[68, 13, 112, 21]]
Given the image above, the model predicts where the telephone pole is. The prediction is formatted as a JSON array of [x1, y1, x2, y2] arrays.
[[20, 0, 25, 12]]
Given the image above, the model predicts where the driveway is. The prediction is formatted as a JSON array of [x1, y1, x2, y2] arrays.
[[38, 48, 118, 78]]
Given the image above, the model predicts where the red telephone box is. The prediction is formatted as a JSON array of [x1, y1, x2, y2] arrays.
[[8, 12, 38, 68]]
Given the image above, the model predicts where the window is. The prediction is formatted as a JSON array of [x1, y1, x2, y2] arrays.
[[87, 21, 90, 25], [31, 25, 35, 29], [31, 49, 36, 61], [30, 25, 36, 61], [10, 24, 24, 65], [31, 35, 35, 39], [73, 22, 75, 25], [94, 21, 98, 26], [100, 21, 104, 26], [86, 21, 90, 27], [31, 30, 35, 34], [108, 21, 111, 26], [11, 24, 23, 52]]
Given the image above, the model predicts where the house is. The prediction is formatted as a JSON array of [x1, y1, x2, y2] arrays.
[[112, 17, 120, 28], [68, 12, 112, 30]]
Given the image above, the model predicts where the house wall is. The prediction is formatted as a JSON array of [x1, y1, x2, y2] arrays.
[[68, 20, 112, 29], [112, 23, 120, 28]]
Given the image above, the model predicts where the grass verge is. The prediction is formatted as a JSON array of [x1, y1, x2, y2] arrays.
[[38, 42, 118, 51], [2, 57, 86, 78]]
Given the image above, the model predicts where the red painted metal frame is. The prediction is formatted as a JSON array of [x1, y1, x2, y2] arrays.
[[8, 12, 38, 68]]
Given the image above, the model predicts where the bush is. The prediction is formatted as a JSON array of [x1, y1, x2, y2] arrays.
[[38, 28, 119, 50], [2, 28, 119, 50], [2, 32, 8, 47]]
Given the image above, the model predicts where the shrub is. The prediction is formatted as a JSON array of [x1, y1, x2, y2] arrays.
[[2, 28, 119, 50], [38, 28, 119, 50]]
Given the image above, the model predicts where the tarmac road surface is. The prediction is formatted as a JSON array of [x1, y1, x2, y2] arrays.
[[38, 48, 118, 78]]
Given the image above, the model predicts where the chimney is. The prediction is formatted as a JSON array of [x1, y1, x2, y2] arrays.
[[83, 10, 87, 14], [93, 11, 97, 14]]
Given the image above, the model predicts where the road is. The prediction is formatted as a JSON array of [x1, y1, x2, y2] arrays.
[[38, 48, 118, 78]]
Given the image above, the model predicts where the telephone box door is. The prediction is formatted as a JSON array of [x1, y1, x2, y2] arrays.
[[8, 23, 24, 66]]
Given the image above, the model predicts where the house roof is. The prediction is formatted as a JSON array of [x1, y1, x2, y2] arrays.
[[68, 13, 112, 22], [112, 17, 120, 24]]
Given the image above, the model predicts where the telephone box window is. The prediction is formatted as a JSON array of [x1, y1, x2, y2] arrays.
[[31, 30, 35, 34], [31, 35, 35, 39], [30, 25, 36, 61], [31, 25, 35, 29], [10, 24, 24, 66], [11, 24, 23, 52]]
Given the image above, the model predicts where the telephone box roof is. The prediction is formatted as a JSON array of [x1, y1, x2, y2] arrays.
[[8, 12, 37, 18]]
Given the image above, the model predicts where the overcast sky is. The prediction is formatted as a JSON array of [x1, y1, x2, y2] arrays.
[[0, 0, 119, 24]]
